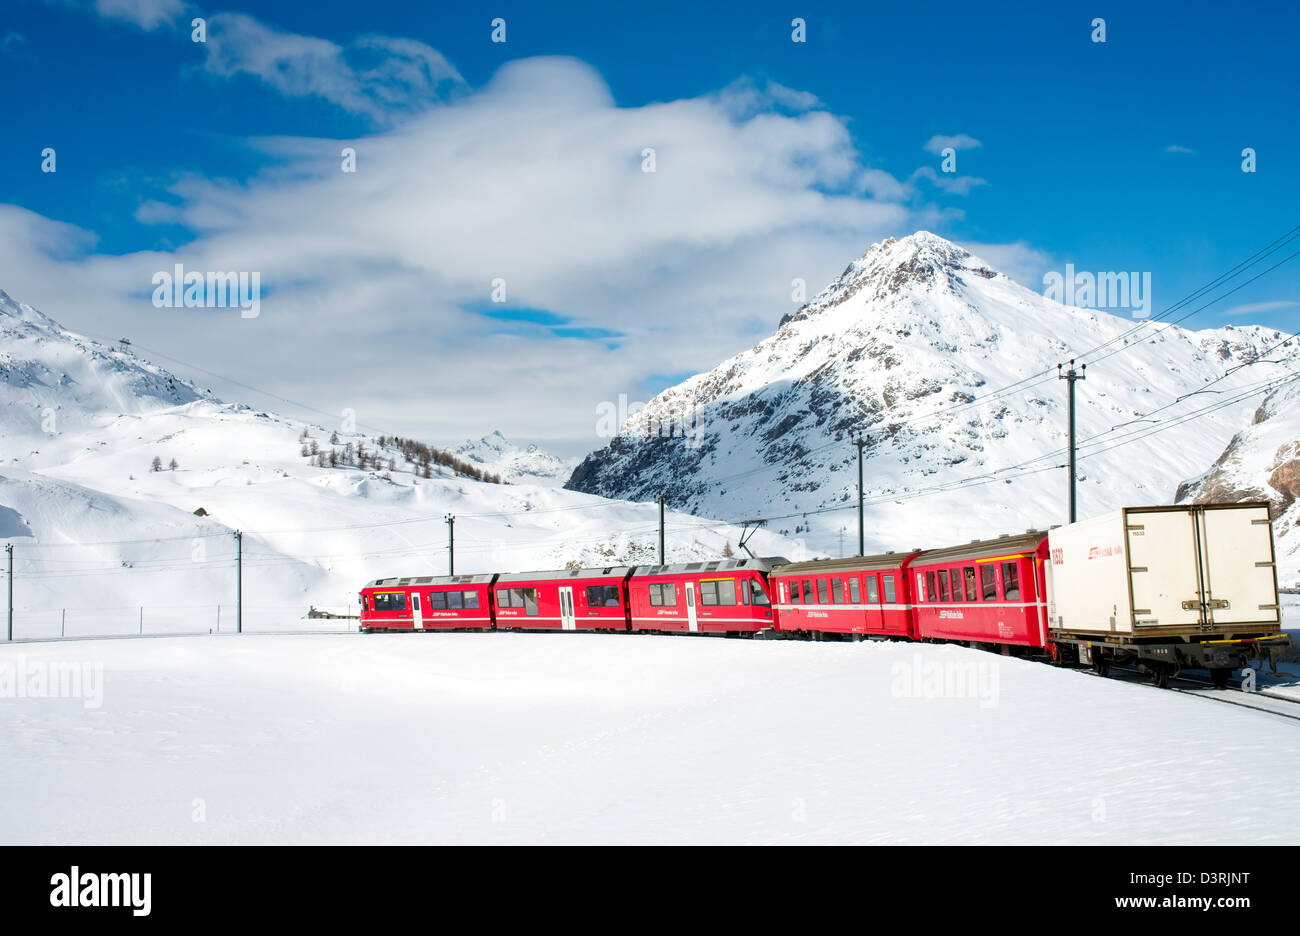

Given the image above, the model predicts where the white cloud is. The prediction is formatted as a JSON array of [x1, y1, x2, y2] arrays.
[[91, 0, 188, 30], [923, 133, 982, 154], [198, 13, 465, 121], [0, 55, 1037, 452], [1165, 144, 1196, 154], [1223, 299, 1298, 316], [910, 166, 989, 196]]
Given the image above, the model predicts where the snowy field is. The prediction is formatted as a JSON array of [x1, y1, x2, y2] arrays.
[[2, 630, 1298, 845]]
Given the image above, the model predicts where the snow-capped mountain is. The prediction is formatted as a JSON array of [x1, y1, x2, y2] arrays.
[[1176, 379, 1300, 582], [566, 231, 1300, 572], [0, 289, 203, 437], [0, 290, 805, 638], [454, 430, 579, 487]]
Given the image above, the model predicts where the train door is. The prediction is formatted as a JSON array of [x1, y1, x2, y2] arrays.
[[863, 574, 884, 630], [412, 592, 423, 630], [685, 583, 699, 632], [558, 586, 577, 631]]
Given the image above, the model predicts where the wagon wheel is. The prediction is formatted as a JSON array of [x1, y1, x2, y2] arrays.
[[1091, 654, 1110, 678], [1210, 668, 1232, 689], [1148, 664, 1171, 689]]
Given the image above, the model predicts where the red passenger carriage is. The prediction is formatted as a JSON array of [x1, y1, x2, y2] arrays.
[[908, 532, 1049, 648], [494, 566, 633, 631], [771, 554, 919, 637], [359, 574, 495, 632], [626, 558, 781, 634]]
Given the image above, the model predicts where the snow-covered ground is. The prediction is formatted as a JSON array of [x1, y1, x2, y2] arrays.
[[1, 631, 1296, 845]]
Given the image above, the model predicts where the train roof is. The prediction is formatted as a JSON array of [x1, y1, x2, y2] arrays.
[[365, 573, 496, 588], [773, 552, 921, 576], [911, 531, 1048, 565], [631, 557, 788, 576], [495, 566, 633, 583]]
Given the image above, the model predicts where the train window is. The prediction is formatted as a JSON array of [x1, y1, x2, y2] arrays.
[[830, 578, 842, 603], [849, 577, 861, 603], [938, 569, 951, 601], [586, 585, 621, 607], [802, 580, 815, 603], [981, 565, 997, 601], [498, 588, 539, 612], [649, 583, 677, 607], [429, 591, 447, 610], [373, 592, 406, 612], [751, 581, 770, 606], [787, 580, 799, 604], [448, 591, 464, 609], [1001, 562, 1020, 600], [964, 567, 978, 601], [883, 576, 896, 604], [740, 580, 751, 605], [701, 579, 737, 606], [816, 579, 828, 603], [463, 591, 480, 609], [926, 571, 938, 603], [866, 576, 879, 602]]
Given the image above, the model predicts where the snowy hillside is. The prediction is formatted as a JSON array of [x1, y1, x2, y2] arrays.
[[567, 232, 1300, 567], [0, 291, 805, 638], [1177, 380, 1300, 583], [455, 430, 578, 487]]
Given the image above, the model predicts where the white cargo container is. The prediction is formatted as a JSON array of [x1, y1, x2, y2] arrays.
[[1046, 502, 1281, 637]]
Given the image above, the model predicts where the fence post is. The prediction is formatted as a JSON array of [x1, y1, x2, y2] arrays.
[[61, 608, 65, 638], [139, 606, 143, 635]]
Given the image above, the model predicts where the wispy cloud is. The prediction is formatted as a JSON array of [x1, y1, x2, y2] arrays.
[[1165, 144, 1196, 154], [55, 0, 191, 31], [2, 29, 28, 54], [1224, 299, 1298, 316], [199, 12, 465, 121], [911, 166, 989, 195], [924, 133, 982, 154]]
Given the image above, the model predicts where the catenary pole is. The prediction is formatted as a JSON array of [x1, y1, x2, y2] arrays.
[[446, 514, 455, 576], [1058, 360, 1087, 523], [855, 438, 866, 556]]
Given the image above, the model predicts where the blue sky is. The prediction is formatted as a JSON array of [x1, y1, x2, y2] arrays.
[[0, 0, 1297, 450]]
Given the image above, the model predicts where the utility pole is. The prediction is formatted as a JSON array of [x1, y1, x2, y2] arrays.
[[5, 543, 11, 641], [1058, 360, 1087, 524], [234, 530, 243, 634], [658, 494, 665, 565], [446, 514, 455, 576], [855, 438, 866, 556]]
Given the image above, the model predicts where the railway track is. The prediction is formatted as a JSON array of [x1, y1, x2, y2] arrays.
[[1108, 665, 1300, 722]]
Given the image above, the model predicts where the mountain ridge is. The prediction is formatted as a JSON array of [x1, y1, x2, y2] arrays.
[[565, 231, 1300, 572]]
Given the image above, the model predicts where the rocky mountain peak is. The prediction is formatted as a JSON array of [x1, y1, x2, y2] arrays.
[[781, 231, 998, 327]]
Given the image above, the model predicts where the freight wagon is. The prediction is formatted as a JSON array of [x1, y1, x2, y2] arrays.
[[1045, 502, 1286, 686]]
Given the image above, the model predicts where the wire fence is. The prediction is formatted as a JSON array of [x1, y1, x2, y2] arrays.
[[4, 604, 358, 642]]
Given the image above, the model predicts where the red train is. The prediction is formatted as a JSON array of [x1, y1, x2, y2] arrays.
[[361, 559, 779, 636], [361, 536, 1047, 647], [360, 509, 1286, 686]]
